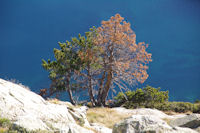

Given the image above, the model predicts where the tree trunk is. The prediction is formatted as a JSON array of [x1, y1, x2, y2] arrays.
[[97, 70, 106, 106], [87, 62, 96, 106], [100, 70, 112, 106], [66, 75, 76, 105], [99, 43, 114, 106], [96, 57, 107, 106], [97, 61, 113, 106], [67, 89, 76, 105]]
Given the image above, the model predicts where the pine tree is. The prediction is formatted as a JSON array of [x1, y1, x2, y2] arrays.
[[42, 40, 83, 105]]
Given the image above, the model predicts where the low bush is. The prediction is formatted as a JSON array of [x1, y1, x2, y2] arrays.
[[154, 102, 193, 113], [114, 86, 200, 113], [114, 85, 168, 108], [122, 101, 200, 113], [193, 103, 200, 113], [194, 99, 200, 104], [0, 118, 10, 128]]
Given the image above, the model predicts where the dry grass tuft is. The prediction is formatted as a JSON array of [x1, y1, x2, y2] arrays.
[[86, 107, 131, 128]]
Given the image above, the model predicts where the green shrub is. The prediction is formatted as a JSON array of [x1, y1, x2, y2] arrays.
[[193, 103, 200, 113], [159, 102, 193, 113], [173, 102, 193, 112], [0, 118, 10, 128], [131, 88, 145, 104], [123, 101, 200, 113], [125, 91, 135, 101], [114, 86, 200, 113], [194, 99, 200, 104], [114, 92, 127, 105], [153, 102, 170, 111], [143, 86, 168, 106], [114, 85, 168, 107]]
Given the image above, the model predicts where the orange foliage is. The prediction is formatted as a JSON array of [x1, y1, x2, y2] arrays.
[[95, 13, 152, 84]]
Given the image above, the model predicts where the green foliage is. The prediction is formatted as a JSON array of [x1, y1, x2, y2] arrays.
[[153, 102, 200, 113], [121, 100, 200, 113], [0, 118, 10, 128], [194, 99, 200, 104], [42, 41, 83, 81], [143, 86, 168, 104], [114, 86, 200, 113], [42, 29, 96, 92], [42, 27, 103, 105], [114, 92, 126, 105], [193, 103, 200, 113], [114, 85, 168, 108]]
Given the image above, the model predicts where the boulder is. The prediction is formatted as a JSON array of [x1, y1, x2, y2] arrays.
[[170, 114, 200, 129], [0, 78, 93, 133], [90, 123, 112, 133], [113, 115, 198, 133]]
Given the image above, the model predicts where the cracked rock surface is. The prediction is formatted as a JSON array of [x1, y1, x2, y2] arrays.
[[0, 78, 93, 133]]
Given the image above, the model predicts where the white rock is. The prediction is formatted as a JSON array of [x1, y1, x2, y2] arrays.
[[14, 115, 49, 131], [113, 115, 198, 133], [0, 78, 93, 133], [170, 114, 200, 129]]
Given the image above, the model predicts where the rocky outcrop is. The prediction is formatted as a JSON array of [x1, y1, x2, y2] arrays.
[[170, 114, 200, 129], [0, 78, 93, 133], [112, 107, 200, 133], [113, 115, 198, 133], [1, 78, 199, 133]]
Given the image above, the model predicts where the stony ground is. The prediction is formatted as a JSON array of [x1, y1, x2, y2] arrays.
[[0, 78, 200, 133]]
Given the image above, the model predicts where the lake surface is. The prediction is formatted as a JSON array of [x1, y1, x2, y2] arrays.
[[0, 0, 200, 102]]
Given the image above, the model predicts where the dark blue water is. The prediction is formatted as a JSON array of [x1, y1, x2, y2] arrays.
[[0, 0, 200, 102]]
